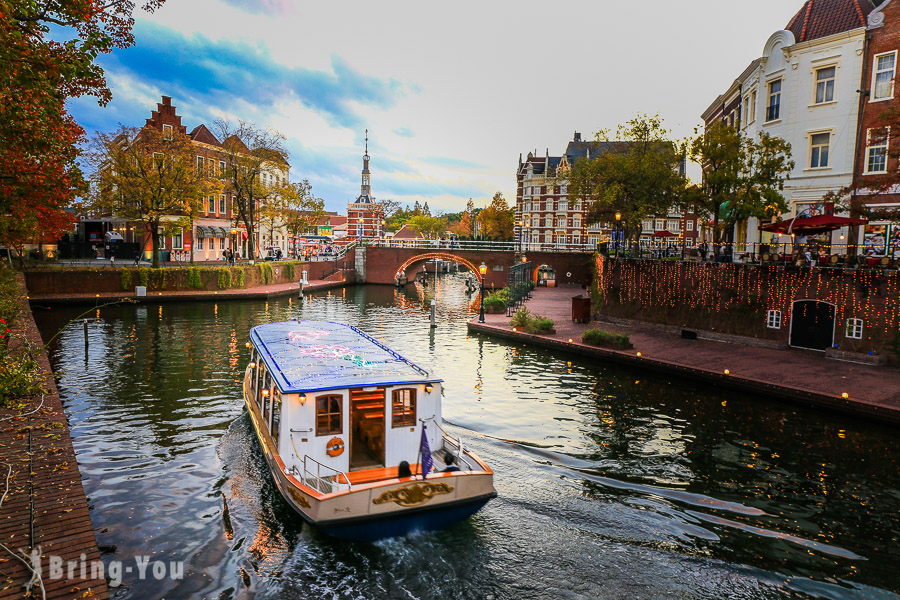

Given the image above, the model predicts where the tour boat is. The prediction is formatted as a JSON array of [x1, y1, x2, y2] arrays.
[[242, 320, 496, 541]]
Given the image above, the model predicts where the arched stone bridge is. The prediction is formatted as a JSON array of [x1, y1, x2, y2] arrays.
[[363, 245, 594, 287]]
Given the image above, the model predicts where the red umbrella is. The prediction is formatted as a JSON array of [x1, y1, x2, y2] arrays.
[[759, 214, 867, 235], [652, 230, 678, 237]]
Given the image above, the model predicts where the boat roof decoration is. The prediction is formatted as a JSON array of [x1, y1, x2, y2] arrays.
[[250, 320, 440, 393]]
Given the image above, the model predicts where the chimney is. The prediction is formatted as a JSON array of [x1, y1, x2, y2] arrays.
[[574, 131, 581, 142], [161, 95, 172, 106]]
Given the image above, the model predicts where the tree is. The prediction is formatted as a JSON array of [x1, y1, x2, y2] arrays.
[[279, 179, 326, 241], [0, 1, 166, 259], [688, 121, 793, 244], [214, 120, 288, 260], [86, 126, 214, 268], [476, 192, 514, 241], [568, 114, 686, 245], [381, 198, 401, 220], [408, 215, 447, 239]]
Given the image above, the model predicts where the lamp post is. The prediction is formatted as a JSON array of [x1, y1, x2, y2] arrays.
[[478, 261, 487, 323], [614, 211, 622, 258], [516, 220, 522, 252], [230, 227, 237, 262]]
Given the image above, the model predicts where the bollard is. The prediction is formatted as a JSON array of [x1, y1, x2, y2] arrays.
[[83, 319, 89, 350], [430, 299, 436, 328]]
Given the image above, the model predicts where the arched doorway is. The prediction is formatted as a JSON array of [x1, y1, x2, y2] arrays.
[[535, 264, 556, 287], [789, 300, 836, 351]]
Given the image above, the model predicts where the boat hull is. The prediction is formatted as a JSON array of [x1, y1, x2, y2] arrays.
[[243, 370, 496, 541]]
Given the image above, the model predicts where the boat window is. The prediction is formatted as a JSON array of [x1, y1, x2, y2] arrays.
[[316, 395, 342, 436], [392, 388, 416, 427], [249, 350, 258, 398], [261, 371, 271, 426], [271, 390, 281, 446]]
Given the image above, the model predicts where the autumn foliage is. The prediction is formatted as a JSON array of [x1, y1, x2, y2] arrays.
[[0, 1, 165, 258]]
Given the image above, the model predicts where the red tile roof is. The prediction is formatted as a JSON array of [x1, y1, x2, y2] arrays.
[[392, 224, 424, 240], [785, 0, 877, 43]]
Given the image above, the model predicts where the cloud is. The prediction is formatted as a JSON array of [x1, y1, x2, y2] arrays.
[[218, 0, 294, 16], [420, 156, 486, 170], [96, 21, 405, 131], [393, 127, 414, 138]]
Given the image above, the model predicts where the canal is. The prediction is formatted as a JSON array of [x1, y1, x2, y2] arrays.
[[34, 275, 900, 599]]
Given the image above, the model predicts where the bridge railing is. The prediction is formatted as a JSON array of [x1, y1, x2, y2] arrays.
[[366, 239, 602, 253]]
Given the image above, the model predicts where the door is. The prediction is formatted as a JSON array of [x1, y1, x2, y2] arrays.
[[349, 389, 385, 470], [789, 300, 835, 351]]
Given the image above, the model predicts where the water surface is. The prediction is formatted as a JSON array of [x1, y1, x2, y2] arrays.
[[35, 276, 900, 599]]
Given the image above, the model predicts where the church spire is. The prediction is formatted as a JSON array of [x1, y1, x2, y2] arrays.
[[360, 129, 371, 201]]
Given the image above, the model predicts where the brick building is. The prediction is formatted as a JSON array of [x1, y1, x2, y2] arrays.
[[87, 96, 290, 261], [515, 133, 697, 252], [853, 0, 900, 256]]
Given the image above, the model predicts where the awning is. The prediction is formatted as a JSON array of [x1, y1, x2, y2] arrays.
[[213, 227, 226, 238], [104, 231, 124, 242], [652, 230, 678, 238], [197, 226, 212, 238], [759, 214, 868, 236]]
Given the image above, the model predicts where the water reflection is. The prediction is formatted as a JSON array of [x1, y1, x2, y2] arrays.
[[33, 274, 900, 599]]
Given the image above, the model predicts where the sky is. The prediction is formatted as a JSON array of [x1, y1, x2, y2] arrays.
[[69, 0, 803, 215]]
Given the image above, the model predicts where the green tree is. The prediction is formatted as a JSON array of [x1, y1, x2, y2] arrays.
[[279, 179, 326, 240], [408, 215, 447, 239], [688, 121, 793, 244], [569, 114, 686, 245], [86, 126, 214, 268]]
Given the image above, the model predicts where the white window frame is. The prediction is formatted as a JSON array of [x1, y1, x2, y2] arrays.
[[766, 310, 782, 329], [667, 219, 679, 232], [808, 131, 832, 169], [845, 318, 863, 339], [813, 65, 836, 105], [220, 237, 226, 250], [655, 219, 664, 231], [219, 195, 226, 214], [687, 220, 694, 231], [172, 230, 183, 250], [208, 195, 215, 213], [766, 79, 782, 122], [197, 236, 204, 250], [865, 127, 890, 174], [871, 51, 897, 102], [162, 124, 173, 140]]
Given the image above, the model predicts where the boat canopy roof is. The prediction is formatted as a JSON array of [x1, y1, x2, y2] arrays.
[[249, 320, 441, 394]]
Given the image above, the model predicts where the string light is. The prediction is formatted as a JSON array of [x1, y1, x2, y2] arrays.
[[593, 255, 900, 354]]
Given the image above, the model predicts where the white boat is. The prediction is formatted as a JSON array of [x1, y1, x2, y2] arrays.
[[242, 320, 496, 541]]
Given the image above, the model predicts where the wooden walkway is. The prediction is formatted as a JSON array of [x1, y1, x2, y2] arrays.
[[0, 276, 108, 600]]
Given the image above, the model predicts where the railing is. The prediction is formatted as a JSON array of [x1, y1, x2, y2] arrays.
[[601, 241, 899, 269], [290, 441, 352, 494], [427, 418, 477, 471], [367, 239, 602, 253]]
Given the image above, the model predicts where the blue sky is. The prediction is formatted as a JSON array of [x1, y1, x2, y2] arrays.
[[69, 0, 802, 214]]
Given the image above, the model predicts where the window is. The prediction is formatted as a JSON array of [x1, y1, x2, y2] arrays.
[[655, 219, 664, 231], [687, 221, 694, 231], [261, 372, 271, 424], [667, 220, 679, 232], [219, 195, 226, 214], [219, 160, 226, 173], [845, 318, 863, 339], [220, 237, 225, 250], [809, 132, 830, 168], [172, 230, 183, 249], [574, 217, 581, 228], [557, 217, 566, 228], [316, 395, 342, 435], [766, 310, 782, 329], [744, 91, 757, 124], [558, 201, 568, 212], [271, 391, 281, 445], [197, 156, 205, 173], [573, 234, 581, 244], [873, 52, 896, 101], [162, 124, 173, 139], [642, 220, 653, 231], [561, 184, 567, 194], [814, 66, 836, 104], [392, 388, 416, 427], [208, 196, 215, 213], [197, 236, 204, 250], [766, 79, 781, 121], [866, 128, 889, 173]]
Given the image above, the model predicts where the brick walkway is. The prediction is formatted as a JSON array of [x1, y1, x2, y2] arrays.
[[469, 286, 900, 423], [1, 276, 108, 599]]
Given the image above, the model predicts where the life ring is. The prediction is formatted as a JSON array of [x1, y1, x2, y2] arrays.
[[326, 437, 345, 457]]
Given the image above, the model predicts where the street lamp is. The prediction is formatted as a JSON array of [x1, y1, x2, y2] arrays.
[[230, 227, 237, 262], [478, 261, 487, 323], [614, 212, 622, 258]]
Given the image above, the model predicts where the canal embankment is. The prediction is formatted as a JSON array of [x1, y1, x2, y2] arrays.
[[468, 286, 900, 424], [0, 274, 109, 600], [24, 262, 355, 305]]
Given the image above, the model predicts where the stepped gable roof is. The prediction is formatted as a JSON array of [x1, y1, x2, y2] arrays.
[[189, 124, 221, 146], [785, 0, 877, 43]]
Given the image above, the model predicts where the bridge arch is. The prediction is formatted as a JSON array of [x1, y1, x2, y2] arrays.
[[394, 252, 481, 281]]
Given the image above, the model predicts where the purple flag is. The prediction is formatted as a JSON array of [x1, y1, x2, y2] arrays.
[[420, 425, 433, 479]]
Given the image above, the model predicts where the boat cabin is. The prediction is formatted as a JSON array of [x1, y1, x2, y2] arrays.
[[246, 321, 443, 481]]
